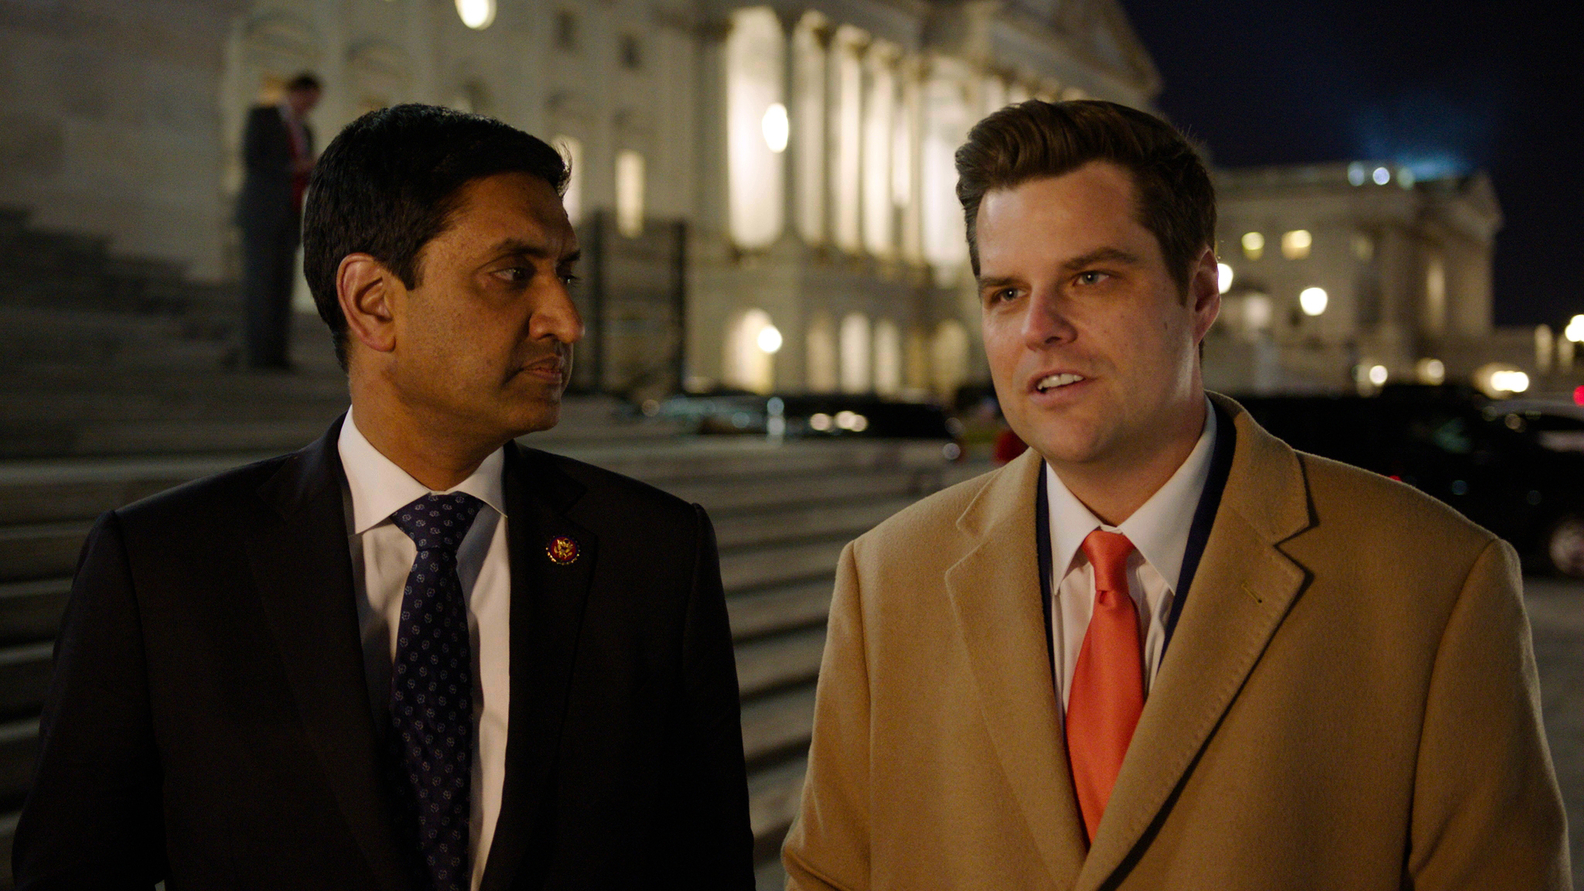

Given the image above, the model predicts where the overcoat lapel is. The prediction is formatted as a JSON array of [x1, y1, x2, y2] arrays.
[[247, 417, 419, 891], [1075, 398, 1315, 890], [480, 443, 597, 891], [945, 449, 1088, 887]]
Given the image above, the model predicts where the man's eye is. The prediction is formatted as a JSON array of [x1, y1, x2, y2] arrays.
[[985, 288, 1017, 305], [560, 273, 581, 287], [1076, 271, 1108, 285]]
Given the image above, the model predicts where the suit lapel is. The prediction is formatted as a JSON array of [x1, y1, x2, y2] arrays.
[[1075, 396, 1315, 890], [247, 417, 417, 891], [480, 443, 596, 891], [945, 450, 1089, 887]]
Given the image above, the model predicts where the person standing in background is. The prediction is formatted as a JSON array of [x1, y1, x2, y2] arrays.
[[236, 71, 321, 370]]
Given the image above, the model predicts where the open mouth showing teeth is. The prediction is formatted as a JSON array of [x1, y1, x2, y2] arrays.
[[1036, 373, 1085, 392]]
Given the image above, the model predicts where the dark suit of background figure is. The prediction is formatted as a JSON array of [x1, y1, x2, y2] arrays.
[[13, 416, 756, 889], [236, 103, 310, 369]]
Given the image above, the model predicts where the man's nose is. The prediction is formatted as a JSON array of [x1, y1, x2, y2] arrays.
[[1021, 286, 1077, 349], [536, 280, 585, 344]]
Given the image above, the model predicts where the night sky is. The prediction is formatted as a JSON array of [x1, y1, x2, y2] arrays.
[[1120, 1, 1581, 328]]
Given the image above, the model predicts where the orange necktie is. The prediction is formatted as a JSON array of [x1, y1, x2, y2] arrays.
[[1066, 529, 1144, 843]]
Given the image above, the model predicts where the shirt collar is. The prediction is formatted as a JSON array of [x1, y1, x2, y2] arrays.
[[1045, 398, 1218, 591], [337, 407, 508, 534]]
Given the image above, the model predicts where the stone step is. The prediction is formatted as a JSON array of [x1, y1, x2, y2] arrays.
[[0, 642, 52, 723], [671, 467, 948, 517], [734, 627, 826, 701], [727, 579, 830, 643], [0, 305, 232, 372], [722, 540, 846, 594], [0, 580, 68, 647], [713, 496, 911, 551], [741, 686, 816, 769], [0, 523, 90, 584], [748, 756, 807, 868]]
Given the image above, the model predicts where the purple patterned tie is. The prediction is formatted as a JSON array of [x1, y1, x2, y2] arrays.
[[389, 492, 483, 891]]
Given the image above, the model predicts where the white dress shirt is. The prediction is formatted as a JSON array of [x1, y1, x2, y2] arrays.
[[1046, 401, 1218, 717], [338, 409, 510, 891]]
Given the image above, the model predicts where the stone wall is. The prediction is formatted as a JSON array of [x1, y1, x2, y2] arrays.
[[0, 0, 246, 282]]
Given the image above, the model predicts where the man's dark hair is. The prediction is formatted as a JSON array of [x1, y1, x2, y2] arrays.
[[285, 72, 322, 94], [302, 103, 570, 369], [955, 99, 1215, 293]]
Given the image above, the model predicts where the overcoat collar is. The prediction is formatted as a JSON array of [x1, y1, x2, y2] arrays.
[[246, 419, 599, 891], [946, 395, 1317, 890]]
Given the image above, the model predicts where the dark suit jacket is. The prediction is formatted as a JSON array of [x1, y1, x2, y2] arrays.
[[14, 418, 755, 889], [236, 104, 310, 234]]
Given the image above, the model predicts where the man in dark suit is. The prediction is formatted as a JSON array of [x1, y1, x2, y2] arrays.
[[16, 104, 755, 890], [236, 72, 321, 370]]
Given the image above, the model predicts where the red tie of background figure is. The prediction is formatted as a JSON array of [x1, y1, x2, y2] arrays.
[[1066, 529, 1145, 844]]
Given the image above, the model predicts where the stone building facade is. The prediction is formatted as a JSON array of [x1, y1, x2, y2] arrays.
[[1206, 161, 1507, 395], [0, 0, 1160, 399]]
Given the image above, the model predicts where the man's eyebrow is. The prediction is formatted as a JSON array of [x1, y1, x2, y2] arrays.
[[976, 275, 1018, 290], [1062, 247, 1142, 271], [491, 239, 580, 264]]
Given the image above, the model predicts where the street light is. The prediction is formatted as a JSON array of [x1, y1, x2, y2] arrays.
[[1566, 314, 1584, 343]]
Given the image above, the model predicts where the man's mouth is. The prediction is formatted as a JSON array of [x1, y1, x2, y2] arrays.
[[1035, 373, 1085, 393]]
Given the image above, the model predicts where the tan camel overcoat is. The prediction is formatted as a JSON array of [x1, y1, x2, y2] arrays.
[[784, 395, 1569, 890]]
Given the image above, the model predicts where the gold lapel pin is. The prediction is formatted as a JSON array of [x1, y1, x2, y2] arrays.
[[546, 535, 580, 565]]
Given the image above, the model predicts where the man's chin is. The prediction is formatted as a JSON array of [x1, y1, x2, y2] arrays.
[[505, 399, 562, 439]]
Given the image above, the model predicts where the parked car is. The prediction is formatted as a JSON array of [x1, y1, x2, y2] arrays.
[[1234, 386, 1584, 577]]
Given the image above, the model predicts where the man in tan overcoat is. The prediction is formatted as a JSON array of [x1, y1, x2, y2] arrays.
[[783, 100, 1570, 890]]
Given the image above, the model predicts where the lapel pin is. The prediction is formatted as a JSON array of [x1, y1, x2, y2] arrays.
[[546, 535, 580, 565]]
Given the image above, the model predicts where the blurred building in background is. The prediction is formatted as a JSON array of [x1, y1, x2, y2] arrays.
[[1206, 161, 1520, 396], [0, 0, 1158, 400], [2, 0, 1571, 401]]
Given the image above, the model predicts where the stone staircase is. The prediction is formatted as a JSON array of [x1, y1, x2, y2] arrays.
[[0, 206, 987, 888]]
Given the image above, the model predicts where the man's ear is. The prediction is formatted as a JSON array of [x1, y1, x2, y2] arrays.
[[337, 254, 399, 355], [1188, 245, 1221, 342]]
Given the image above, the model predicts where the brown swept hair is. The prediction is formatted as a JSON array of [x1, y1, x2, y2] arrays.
[[955, 99, 1215, 295]]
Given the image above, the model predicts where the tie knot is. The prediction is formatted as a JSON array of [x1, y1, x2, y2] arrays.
[[1081, 529, 1134, 595], [391, 492, 484, 557]]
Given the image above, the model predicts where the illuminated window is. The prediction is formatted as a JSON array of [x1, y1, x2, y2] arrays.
[[1241, 231, 1264, 260], [553, 135, 583, 226], [1372, 166, 1390, 185], [1347, 162, 1367, 186], [840, 312, 871, 393], [1281, 230, 1311, 260], [615, 150, 645, 238], [455, 0, 494, 29]]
